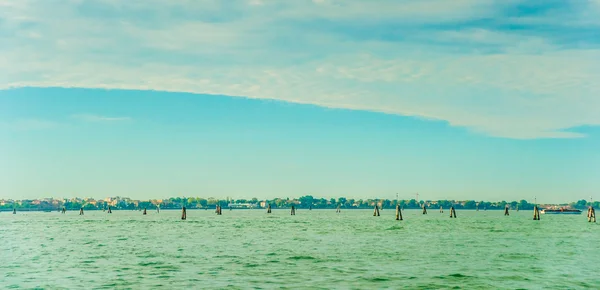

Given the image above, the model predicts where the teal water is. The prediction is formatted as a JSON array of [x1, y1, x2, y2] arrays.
[[1, 209, 599, 289]]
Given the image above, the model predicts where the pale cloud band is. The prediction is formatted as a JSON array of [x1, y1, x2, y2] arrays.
[[1, 0, 599, 139], [71, 114, 132, 122]]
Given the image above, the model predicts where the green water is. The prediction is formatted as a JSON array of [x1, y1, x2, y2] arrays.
[[1, 209, 599, 289]]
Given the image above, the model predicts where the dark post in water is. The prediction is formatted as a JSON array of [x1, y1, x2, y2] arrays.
[[504, 205, 509, 216], [533, 206, 540, 220], [61, 207, 66, 214], [181, 206, 187, 220], [396, 204, 403, 221], [291, 205, 296, 215], [587, 206, 596, 223], [336, 204, 341, 213], [13, 208, 16, 214], [107, 206, 112, 214], [143, 208, 147, 215], [79, 208, 84, 215], [440, 206, 443, 213], [373, 205, 380, 216], [267, 204, 272, 214], [449, 206, 456, 218], [422, 204, 427, 215]]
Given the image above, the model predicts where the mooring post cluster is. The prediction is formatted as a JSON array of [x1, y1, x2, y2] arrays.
[[267, 204, 272, 213], [449, 206, 457, 218], [107, 206, 112, 214], [290, 205, 296, 215], [533, 205, 540, 220], [395, 204, 402, 220], [439, 206, 443, 213], [181, 206, 187, 220], [588, 206, 596, 223], [79, 208, 84, 215], [504, 205, 509, 216], [373, 204, 380, 216]]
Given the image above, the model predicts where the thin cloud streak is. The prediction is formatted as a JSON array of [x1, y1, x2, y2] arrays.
[[71, 114, 132, 122]]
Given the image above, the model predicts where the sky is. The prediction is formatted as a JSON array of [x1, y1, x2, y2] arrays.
[[0, 0, 599, 203]]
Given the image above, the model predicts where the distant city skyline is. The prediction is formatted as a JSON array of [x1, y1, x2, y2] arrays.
[[1, 1, 599, 203]]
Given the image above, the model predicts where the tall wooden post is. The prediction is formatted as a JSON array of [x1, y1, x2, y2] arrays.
[[504, 206, 509, 216], [396, 204, 403, 221], [373, 205, 380, 216], [62, 207, 66, 214], [107, 206, 112, 214], [143, 208, 147, 215], [588, 206, 596, 223], [422, 204, 427, 215], [440, 206, 443, 213], [533, 205, 540, 220], [181, 206, 187, 220], [291, 205, 296, 215], [13, 208, 16, 214], [79, 208, 84, 215], [336, 205, 341, 213], [450, 206, 456, 218], [267, 204, 272, 214]]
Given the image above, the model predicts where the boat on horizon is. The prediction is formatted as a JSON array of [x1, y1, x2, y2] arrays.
[[541, 207, 582, 214]]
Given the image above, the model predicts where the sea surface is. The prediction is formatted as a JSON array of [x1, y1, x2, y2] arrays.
[[1, 209, 599, 289]]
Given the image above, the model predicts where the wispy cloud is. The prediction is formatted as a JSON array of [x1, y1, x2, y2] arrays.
[[71, 114, 132, 122], [0, 0, 599, 138]]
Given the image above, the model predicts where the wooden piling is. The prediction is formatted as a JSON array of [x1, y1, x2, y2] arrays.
[[79, 208, 84, 215], [143, 208, 147, 215], [504, 206, 509, 216], [533, 205, 540, 220], [181, 206, 187, 220], [588, 206, 596, 223], [373, 205, 380, 216], [267, 204, 272, 214], [422, 204, 427, 214], [107, 206, 112, 214], [157, 206, 160, 213], [61, 207, 66, 214], [291, 205, 296, 215], [396, 204, 403, 220], [440, 206, 443, 213], [13, 208, 16, 214], [516, 205, 519, 212], [336, 205, 341, 213], [449, 206, 456, 218]]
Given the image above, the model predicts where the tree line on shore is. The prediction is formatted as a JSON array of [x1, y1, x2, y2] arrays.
[[1, 195, 598, 211]]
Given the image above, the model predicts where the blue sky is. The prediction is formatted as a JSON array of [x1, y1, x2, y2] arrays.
[[1, 1, 599, 202]]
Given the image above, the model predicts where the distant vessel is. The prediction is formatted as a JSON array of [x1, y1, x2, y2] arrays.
[[541, 208, 582, 214]]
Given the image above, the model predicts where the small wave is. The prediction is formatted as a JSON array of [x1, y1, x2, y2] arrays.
[[362, 277, 390, 282], [288, 255, 316, 260]]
